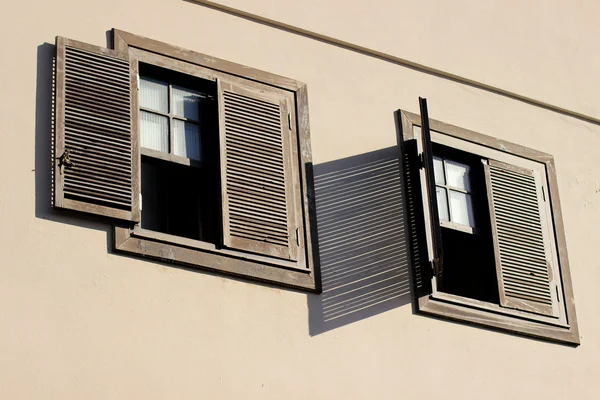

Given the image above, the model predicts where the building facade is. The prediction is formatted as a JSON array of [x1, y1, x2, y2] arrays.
[[1, 0, 599, 398]]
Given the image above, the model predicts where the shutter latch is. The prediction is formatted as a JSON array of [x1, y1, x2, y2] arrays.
[[542, 186, 546, 202], [57, 149, 74, 175]]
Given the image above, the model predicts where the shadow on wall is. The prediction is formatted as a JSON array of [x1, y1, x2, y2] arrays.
[[307, 147, 413, 336]]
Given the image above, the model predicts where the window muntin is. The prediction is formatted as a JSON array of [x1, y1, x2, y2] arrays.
[[433, 155, 475, 229], [139, 69, 212, 162]]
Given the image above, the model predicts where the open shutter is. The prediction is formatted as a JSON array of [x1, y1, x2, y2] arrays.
[[484, 159, 559, 317], [53, 37, 139, 222], [217, 79, 298, 260], [418, 98, 444, 286]]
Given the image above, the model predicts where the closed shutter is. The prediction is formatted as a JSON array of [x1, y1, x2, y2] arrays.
[[217, 79, 299, 260], [53, 36, 140, 222], [484, 159, 559, 317]]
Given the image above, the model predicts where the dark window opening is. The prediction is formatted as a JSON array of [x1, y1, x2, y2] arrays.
[[433, 144, 499, 303], [139, 63, 221, 244]]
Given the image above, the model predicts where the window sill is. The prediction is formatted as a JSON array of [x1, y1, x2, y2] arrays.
[[431, 291, 568, 328], [141, 147, 203, 168], [113, 225, 319, 292], [418, 293, 579, 345], [439, 220, 475, 234]]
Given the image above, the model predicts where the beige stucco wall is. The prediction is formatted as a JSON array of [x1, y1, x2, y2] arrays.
[[1, 0, 599, 398]]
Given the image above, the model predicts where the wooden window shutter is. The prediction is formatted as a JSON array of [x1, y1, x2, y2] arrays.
[[484, 159, 559, 317], [53, 37, 140, 222], [217, 79, 299, 261], [418, 98, 444, 286]]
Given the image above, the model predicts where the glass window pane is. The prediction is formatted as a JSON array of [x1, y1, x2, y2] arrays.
[[436, 187, 449, 222], [449, 190, 475, 227], [140, 77, 168, 113], [140, 111, 169, 153], [173, 120, 201, 161], [173, 85, 202, 121], [445, 160, 471, 191], [433, 156, 445, 185]]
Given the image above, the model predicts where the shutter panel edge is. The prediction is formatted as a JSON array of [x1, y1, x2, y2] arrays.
[[418, 98, 444, 287], [53, 36, 140, 222]]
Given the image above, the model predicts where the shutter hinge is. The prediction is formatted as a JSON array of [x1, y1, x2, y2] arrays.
[[295, 227, 299, 246], [418, 153, 425, 169], [430, 257, 438, 274], [431, 257, 443, 277], [136, 73, 140, 91], [288, 113, 292, 130], [556, 286, 560, 303]]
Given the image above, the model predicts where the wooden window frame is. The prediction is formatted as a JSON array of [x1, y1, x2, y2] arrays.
[[112, 29, 320, 292], [399, 110, 580, 345]]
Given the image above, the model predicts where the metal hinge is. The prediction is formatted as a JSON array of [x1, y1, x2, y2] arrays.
[[288, 113, 292, 130], [418, 153, 425, 169], [431, 257, 440, 274], [431, 257, 443, 276], [136, 73, 140, 91], [295, 227, 299, 246]]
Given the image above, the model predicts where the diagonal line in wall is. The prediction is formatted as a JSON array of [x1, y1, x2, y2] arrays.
[[187, 0, 600, 126]]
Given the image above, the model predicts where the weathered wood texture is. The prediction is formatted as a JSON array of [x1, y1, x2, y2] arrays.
[[485, 159, 559, 318], [217, 79, 299, 260], [54, 36, 139, 222], [114, 226, 316, 291], [113, 29, 302, 91], [109, 31, 318, 290], [397, 109, 579, 344]]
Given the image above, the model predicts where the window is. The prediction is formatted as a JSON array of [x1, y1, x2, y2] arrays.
[[138, 66, 220, 244], [52, 31, 320, 291], [399, 106, 579, 344], [138, 68, 214, 164], [432, 145, 499, 304], [433, 150, 477, 233]]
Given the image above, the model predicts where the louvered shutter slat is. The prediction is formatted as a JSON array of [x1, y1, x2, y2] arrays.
[[54, 37, 139, 221], [218, 80, 298, 261], [485, 160, 558, 317]]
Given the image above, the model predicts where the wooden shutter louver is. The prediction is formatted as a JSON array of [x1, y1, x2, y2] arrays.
[[485, 160, 558, 317], [54, 37, 139, 222], [218, 80, 298, 261]]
